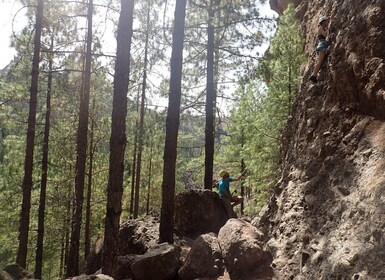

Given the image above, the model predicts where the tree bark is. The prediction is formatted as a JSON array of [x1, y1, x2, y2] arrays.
[[84, 99, 96, 259], [102, 0, 134, 277], [159, 0, 187, 244], [17, 0, 44, 268], [146, 144, 153, 215], [204, 1, 216, 190], [34, 37, 53, 279], [66, 0, 93, 276], [133, 3, 150, 219]]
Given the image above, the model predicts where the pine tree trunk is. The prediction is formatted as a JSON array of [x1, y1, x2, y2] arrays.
[[34, 38, 53, 279], [17, 0, 44, 268], [146, 144, 153, 215], [85, 99, 96, 259], [159, 0, 187, 244], [129, 119, 138, 218], [67, 0, 93, 276], [204, 2, 216, 190], [102, 0, 134, 277], [240, 158, 245, 215], [133, 4, 150, 219]]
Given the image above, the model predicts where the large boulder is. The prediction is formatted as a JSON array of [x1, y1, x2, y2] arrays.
[[130, 243, 181, 280], [178, 233, 223, 280], [0, 270, 12, 280], [2, 264, 33, 280], [174, 189, 228, 238], [84, 217, 159, 274], [118, 216, 159, 255], [218, 219, 273, 280]]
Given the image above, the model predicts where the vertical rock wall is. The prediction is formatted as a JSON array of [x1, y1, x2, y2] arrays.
[[261, 1, 385, 279]]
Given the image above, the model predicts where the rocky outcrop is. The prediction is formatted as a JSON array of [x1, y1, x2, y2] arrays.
[[260, 0, 385, 279], [174, 189, 228, 238]]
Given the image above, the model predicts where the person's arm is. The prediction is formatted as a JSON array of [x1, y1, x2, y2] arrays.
[[233, 173, 244, 182]]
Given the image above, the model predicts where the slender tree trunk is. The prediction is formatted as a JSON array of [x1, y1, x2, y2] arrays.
[[133, 4, 150, 218], [17, 0, 44, 268], [159, 0, 187, 244], [85, 99, 96, 259], [67, 0, 93, 276], [204, 2, 216, 190], [146, 144, 153, 215], [240, 158, 245, 215], [63, 182, 72, 278], [34, 38, 53, 279], [102, 0, 134, 277]]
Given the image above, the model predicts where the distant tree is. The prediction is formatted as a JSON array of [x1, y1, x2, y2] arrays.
[[34, 36, 54, 279], [133, 1, 151, 219], [66, 0, 94, 275], [159, 0, 188, 244], [102, 0, 134, 277], [17, 0, 44, 268]]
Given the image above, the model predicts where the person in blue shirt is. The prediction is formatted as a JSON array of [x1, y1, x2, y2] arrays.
[[309, 16, 331, 83], [218, 170, 244, 219]]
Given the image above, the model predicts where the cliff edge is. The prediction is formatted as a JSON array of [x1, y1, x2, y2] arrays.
[[259, 1, 385, 279]]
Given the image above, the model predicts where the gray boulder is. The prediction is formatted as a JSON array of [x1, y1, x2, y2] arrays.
[[131, 243, 180, 280]]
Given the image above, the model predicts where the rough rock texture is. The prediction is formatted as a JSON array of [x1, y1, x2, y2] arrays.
[[118, 216, 159, 255], [269, 0, 301, 15], [175, 189, 228, 238], [115, 255, 136, 280], [84, 217, 158, 274], [218, 219, 273, 280], [178, 233, 223, 280], [70, 274, 113, 280], [130, 243, 181, 280], [259, 0, 385, 279], [0, 270, 12, 280], [2, 264, 33, 280]]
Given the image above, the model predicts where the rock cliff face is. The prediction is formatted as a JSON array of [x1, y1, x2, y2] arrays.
[[260, 1, 385, 279]]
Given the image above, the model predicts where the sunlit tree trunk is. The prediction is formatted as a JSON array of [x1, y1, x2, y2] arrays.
[[159, 0, 187, 244], [17, 0, 44, 268], [102, 0, 134, 277], [34, 37, 53, 279], [67, 0, 93, 276]]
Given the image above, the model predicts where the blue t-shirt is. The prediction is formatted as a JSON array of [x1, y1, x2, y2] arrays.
[[218, 178, 234, 198]]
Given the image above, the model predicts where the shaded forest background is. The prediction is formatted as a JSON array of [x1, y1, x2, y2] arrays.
[[0, 0, 304, 278]]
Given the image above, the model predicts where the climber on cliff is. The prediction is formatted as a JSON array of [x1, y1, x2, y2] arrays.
[[218, 170, 244, 219], [309, 16, 331, 83]]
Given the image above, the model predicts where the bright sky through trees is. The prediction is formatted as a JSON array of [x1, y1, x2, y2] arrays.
[[0, 0, 277, 70]]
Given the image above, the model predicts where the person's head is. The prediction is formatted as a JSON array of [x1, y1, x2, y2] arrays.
[[319, 16, 330, 27], [219, 170, 230, 179]]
